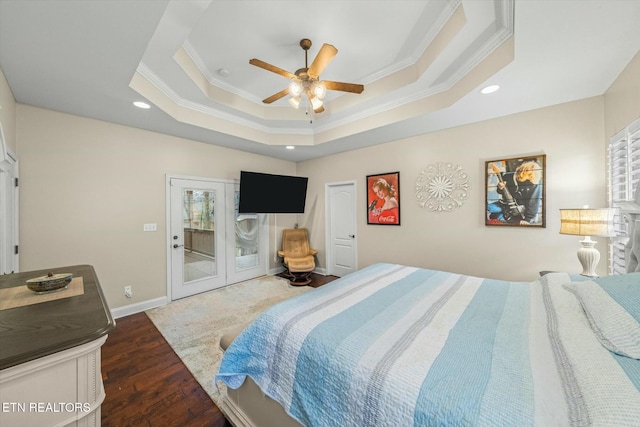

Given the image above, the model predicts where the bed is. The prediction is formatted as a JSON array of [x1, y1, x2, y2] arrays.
[[215, 263, 640, 427]]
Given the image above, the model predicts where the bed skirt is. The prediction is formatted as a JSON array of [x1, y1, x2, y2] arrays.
[[220, 326, 301, 427], [223, 376, 302, 427]]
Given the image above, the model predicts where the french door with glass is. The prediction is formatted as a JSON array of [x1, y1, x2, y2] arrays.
[[169, 177, 267, 300], [225, 182, 268, 284]]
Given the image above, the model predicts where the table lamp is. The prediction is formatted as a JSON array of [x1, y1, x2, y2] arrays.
[[560, 208, 617, 277]]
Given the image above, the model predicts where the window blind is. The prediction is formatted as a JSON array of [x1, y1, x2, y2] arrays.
[[608, 117, 640, 274]]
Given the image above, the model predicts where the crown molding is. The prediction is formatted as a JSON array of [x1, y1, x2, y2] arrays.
[[131, 0, 514, 146], [181, 40, 264, 104], [134, 63, 313, 136]]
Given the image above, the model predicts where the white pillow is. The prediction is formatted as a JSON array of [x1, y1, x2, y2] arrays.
[[564, 279, 640, 359]]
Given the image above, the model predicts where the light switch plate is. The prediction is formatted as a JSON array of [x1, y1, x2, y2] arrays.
[[143, 223, 157, 232]]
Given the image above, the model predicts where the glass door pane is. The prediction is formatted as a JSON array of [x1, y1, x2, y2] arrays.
[[183, 189, 216, 282], [234, 190, 260, 271]]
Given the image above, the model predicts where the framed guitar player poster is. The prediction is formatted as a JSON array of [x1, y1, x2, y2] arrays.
[[485, 155, 546, 228]]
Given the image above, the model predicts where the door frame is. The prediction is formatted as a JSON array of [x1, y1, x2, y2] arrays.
[[324, 180, 358, 276], [0, 151, 19, 274], [165, 174, 269, 301]]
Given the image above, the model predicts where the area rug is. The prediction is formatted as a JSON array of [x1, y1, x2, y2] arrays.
[[145, 275, 310, 412]]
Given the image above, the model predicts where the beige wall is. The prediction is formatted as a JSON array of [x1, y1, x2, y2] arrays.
[[605, 50, 640, 139], [298, 52, 640, 283], [0, 68, 16, 155], [11, 50, 640, 310], [299, 96, 607, 281], [16, 105, 296, 309]]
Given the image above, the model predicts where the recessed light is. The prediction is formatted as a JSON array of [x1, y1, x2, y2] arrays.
[[480, 85, 500, 94], [133, 101, 151, 109], [286, 146, 295, 150]]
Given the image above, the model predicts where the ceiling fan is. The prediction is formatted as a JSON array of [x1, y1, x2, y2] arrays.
[[249, 38, 364, 113]]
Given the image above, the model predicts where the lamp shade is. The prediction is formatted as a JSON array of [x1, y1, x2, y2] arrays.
[[312, 81, 327, 99], [289, 80, 302, 97], [310, 96, 323, 111], [288, 96, 301, 109], [559, 208, 617, 237]]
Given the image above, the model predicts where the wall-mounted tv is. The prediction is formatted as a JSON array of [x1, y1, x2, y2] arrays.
[[238, 171, 308, 214]]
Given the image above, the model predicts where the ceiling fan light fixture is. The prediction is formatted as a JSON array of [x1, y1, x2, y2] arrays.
[[310, 96, 323, 111], [289, 79, 303, 97], [250, 38, 364, 110], [312, 82, 327, 99], [288, 96, 302, 109]]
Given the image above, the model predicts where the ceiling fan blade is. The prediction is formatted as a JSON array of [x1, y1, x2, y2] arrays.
[[262, 88, 290, 104], [323, 80, 364, 94], [249, 58, 296, 79], [307, 43, 338, 78]]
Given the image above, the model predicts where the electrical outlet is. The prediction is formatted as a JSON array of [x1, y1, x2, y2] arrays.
[[124, 286, 132, 298]]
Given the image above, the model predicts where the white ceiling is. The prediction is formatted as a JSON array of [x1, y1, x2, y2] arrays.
[[1, 0, 639, 162]]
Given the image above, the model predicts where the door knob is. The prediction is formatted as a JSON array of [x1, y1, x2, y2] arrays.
[[173, 244, 184, 249], [349, 234, 355, 238]]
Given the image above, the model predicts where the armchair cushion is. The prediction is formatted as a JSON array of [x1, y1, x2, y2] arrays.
[[285, 255, 315, 272]]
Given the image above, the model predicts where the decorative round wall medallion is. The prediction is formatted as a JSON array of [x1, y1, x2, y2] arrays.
[[416, 162, 470, 212]]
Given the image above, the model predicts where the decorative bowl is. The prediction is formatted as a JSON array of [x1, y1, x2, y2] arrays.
[[26, 272, 73, 293]]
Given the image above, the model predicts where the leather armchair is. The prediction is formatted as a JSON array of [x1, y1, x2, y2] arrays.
[[278, 228, 317, 285]]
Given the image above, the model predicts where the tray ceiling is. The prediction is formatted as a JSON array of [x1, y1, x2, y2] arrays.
[[1, 0, 639, 161]]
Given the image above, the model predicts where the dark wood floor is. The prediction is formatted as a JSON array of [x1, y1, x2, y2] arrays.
[[101, 312, 231, 427], [101, 272, 338, 427], [276, 271, 339, 288]]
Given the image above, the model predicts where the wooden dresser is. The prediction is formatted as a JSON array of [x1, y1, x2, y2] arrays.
[[0, 265, 115, 427]]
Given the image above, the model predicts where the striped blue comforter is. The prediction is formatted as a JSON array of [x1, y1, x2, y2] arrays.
[[216, 263, 640, 427]]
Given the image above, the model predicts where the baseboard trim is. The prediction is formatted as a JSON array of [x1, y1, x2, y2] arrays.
[[111, 296, 168, 319], [110, 268, 326, 320], [268, 266, 285, 275]]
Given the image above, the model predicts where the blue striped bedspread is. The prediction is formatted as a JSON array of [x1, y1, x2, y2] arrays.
[[215, 263, 640, 427]]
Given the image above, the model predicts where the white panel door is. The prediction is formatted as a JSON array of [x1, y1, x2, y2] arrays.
[[327, 182, 357, 277]]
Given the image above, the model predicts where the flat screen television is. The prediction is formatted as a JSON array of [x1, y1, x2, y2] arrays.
[[238, 171, 308, 213]]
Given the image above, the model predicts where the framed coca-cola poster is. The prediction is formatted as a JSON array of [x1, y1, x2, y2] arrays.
[[485, 155, 546, 227], [367, 172, 400, 225]]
